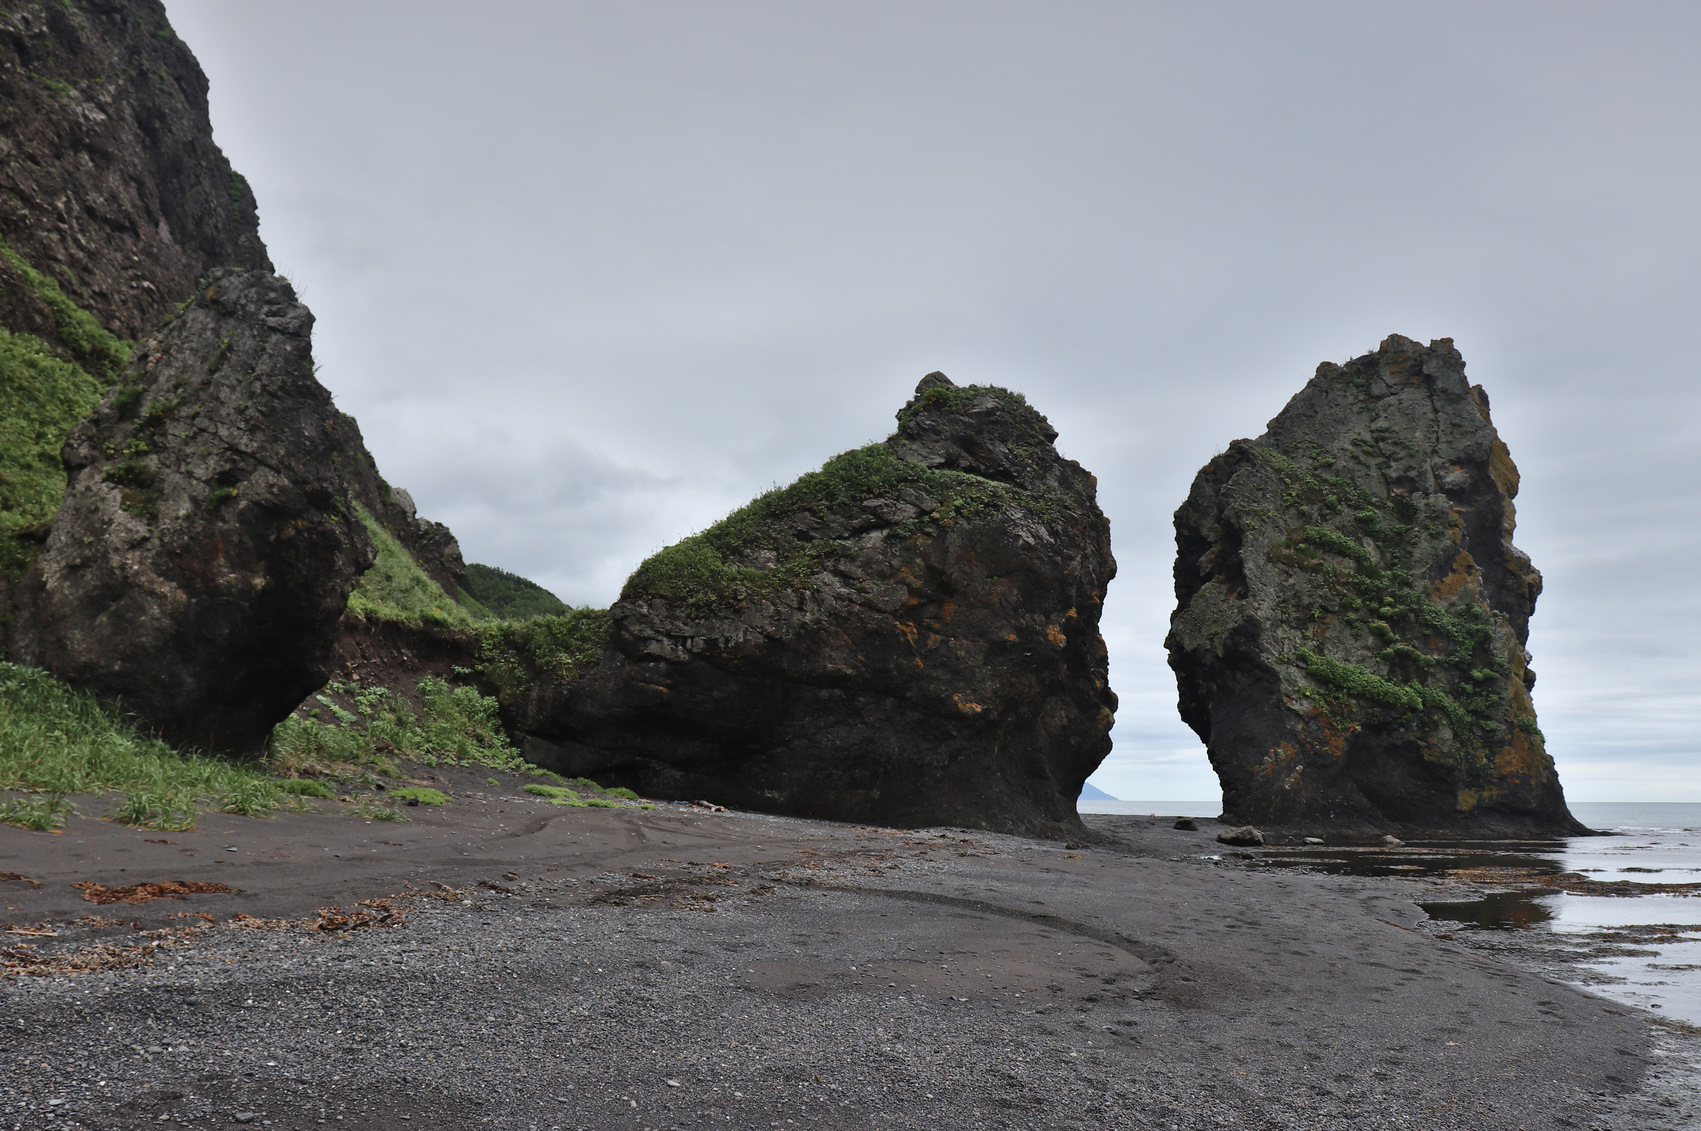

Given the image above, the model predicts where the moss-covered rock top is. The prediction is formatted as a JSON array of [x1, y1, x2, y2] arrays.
[[620, 373, 1081, 615], [503, 372, 1116, 837]]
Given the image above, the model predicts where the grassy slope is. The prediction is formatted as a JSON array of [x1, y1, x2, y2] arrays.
[[346, 503, 482, 631], [462, 562, 569, 619]]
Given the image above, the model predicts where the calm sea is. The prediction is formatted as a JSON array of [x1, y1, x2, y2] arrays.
[[1080, 798, 1701, 1024]]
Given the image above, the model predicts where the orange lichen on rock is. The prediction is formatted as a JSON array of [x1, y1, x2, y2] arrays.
[[1431, 550, 1478, 603]]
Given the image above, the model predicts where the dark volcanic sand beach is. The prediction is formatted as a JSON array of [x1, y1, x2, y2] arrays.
[[1, 769, 1693, 1130]]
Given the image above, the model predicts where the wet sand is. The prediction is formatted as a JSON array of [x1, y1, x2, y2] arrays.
[[0, 767, 1677, 1129]]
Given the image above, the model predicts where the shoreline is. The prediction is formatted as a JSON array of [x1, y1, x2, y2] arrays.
[[0, 776, 1685, 1129]]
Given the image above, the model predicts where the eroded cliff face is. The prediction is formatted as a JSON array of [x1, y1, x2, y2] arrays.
[[1167, 335, 1583, 836], [505, 374, 1117, 838], [14, 270, 375, 753], [0, 0, 271, 341], [0, 0, 275, 653], [0, 0, 474, 741]]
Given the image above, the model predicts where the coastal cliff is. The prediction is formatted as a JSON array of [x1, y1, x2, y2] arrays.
[[0, 0, 478, 748], [1167, 335, 1584, 836], [0, 0, 271, 341]]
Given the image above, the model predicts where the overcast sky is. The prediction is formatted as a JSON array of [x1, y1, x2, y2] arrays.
[[161, 0, 1701, 803]]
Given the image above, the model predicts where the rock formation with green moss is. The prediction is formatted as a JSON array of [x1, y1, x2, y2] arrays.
[[0, 0, 276, 643], [1167, 335, 1584, 836], [0, 0, 492, 750], [13, 270, 377, 752], [505, 373, 1117, 838]]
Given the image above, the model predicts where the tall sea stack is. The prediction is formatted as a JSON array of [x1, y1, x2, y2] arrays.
[[1167, 335, 1584, 836]]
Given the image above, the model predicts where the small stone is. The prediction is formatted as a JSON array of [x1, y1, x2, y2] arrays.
[[233, 1115, 259, 1125], [1303, 837, 1325, 845], [1173, 818, 1198, 831], [1381, 834, 1406, 848], [1215, 826, 1264, 847]]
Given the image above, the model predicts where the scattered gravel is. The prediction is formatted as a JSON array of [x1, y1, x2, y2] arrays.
[[0, 809, 1681, 1129]]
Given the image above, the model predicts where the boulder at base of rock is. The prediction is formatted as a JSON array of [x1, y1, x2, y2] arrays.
[[507, 373, 1117, 838], [1167, 335, 1586, 837], [1216, 826, 1265, 847], [13, 270, 374, 752]]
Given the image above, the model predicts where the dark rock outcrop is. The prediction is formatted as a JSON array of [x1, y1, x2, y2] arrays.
[[0, 0, 270, 343], [13, 270, 375, 752], [0, 0, 273, 656], [1167, 335, 1584, 837], [505, 374, 1117, 837]]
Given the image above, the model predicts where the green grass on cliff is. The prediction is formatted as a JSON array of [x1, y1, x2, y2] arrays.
[[0, 330, 108, 578], [0, 236, 132, 382], [0, 662, 282, 831], [345, 504, 482, 630], [621, 441, 1030, 614], [1259, 445, 1521, 754], [341, 509, 609, 695], [0, 238, 135, 583], [476, 607, 612, 699]]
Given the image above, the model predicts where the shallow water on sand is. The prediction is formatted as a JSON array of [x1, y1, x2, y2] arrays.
[[1082, 799, 1701, 1024], [1411, 804, 1701, 1022]]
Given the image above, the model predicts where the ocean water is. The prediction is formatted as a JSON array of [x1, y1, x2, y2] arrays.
[[1523, 802, 1701, 1023], [1079, 798, 1701, 1023], [1077, 799, 1221, 818]]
